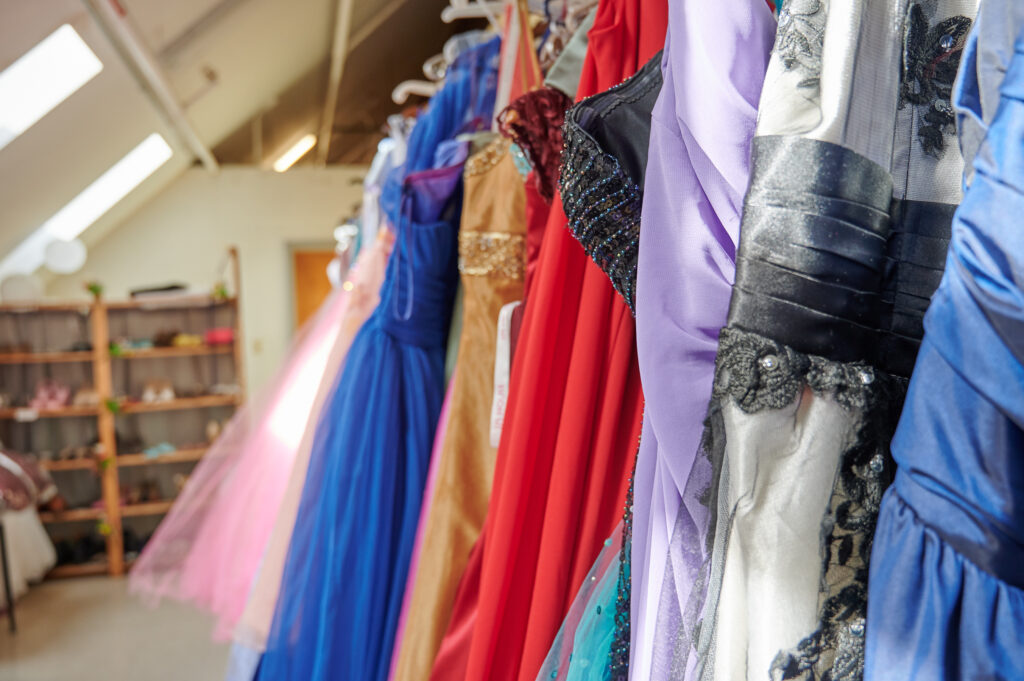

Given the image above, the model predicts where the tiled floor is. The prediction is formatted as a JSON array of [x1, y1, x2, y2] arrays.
[[0, 577, 229, 681]]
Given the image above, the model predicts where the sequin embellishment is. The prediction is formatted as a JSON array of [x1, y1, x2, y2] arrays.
[[458, 232, 526, 280]]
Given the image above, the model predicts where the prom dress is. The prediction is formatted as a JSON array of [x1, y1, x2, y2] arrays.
[[391, 137, 527, 681], [683, 0, 975, 678], [426, 3, 666, 681], [864, 19, 1024, 681], [627, 2, 774, 680], [255, 161, 463, 681], [223, 230, 395, 681], [130, 281, 365, 640]]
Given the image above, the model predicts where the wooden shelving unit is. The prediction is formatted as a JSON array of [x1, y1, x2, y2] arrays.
[[0, 248, 245, 577]]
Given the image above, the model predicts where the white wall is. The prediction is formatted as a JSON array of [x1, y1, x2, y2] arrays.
[[47, 164, 365, 392]]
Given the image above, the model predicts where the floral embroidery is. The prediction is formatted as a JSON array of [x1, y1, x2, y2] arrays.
[[775, 0, 827, 94], [900, 3, 973, 157]]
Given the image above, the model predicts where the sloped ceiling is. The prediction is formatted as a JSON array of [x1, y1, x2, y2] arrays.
[[0, 0, 471, 267]]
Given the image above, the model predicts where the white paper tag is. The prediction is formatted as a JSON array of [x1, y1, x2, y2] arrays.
[[489, 301, 520, 448]]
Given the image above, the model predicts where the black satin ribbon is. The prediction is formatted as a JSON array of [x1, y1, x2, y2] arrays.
[[878, 199, 957, 375], [729, 136, 960, 375], [729, 136, 894, 362]]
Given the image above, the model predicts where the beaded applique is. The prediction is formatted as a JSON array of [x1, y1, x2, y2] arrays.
[[498, 87, 573, 202], [559, 120, 641, 314], [458, 232, 525, 280], [465, 138, 511, 177], [900, 3, 972, 157]]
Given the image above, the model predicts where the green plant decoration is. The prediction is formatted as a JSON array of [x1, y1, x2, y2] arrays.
[[108, 341, 123, 357], [104, 398, 121, 415], [212, 281, 229, 302], [85, 281, 103, 299]]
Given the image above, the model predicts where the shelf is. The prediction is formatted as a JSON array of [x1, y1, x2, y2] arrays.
[[0, 301, 92, 314], [42, 458, 99, 472], [121, 500, 175, 517], [114, 344, 233, 359], [117, 395, 240, 414], [0, 405, 99, 420], [39, 507, 104, 523], [47, 562, 110, 579], [117, 447, 207, 466], [0, 351, 94, 364], [105, 295, 237, 311]]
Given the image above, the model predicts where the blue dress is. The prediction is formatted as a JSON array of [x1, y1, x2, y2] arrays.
[[863, 27, 1024, 681], [254, 36, 500, 681], [255, 165, 462, 681]]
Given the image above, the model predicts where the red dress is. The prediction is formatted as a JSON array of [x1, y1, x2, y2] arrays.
[[429, 1, 666, 680]]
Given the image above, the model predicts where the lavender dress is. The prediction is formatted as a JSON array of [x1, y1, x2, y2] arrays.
[[629, 2, 775, 680]]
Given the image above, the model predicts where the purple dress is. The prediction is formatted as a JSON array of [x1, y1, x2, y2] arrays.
[[629, 2, 775, 680]]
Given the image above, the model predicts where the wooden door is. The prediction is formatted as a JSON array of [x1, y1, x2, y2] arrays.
[[292, 249, 335, 328]]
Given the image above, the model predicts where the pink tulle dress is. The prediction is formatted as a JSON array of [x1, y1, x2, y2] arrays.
[[130, 232, 394, 642]]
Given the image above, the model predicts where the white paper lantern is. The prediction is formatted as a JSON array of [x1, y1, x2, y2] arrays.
[[0, 274, 44, 302], [44, 238, 87, 274]]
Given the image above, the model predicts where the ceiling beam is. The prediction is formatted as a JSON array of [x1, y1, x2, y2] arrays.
[[84, 0, 219, 171], [315, 0, 356, 165]]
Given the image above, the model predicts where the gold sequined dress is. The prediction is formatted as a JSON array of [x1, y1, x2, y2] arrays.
[[391, 137, 527, 681]]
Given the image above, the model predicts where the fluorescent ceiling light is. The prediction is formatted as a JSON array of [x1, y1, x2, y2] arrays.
[[273, 134, 316, 172], [0, 24, 102, 151], [0, 133, 173, 279]]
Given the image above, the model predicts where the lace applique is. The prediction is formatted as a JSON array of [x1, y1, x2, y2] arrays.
[[775, 0, 827, 94], [900, 3, 973, 157], [712, 328, 882, 413], [709, 328, 907, 681], [498, 87, 573, 203], [559, 120, 641, 314], [458, 232, 525, 279]]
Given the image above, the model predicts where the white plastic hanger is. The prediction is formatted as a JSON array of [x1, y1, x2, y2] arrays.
[[441, 1, 505, 30], [391, 80, 439, 105]]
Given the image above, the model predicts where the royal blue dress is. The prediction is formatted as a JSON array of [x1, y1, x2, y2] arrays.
[[863, 26, 1024, 681], [254, 37, 499, 681]]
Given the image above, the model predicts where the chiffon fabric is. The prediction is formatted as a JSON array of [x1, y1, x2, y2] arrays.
[[130, 280, 367, 640], [864, 25, 1024, 681], [255, 161, 463, 681], [222, 231, 394, 681], [428, 3, 665, 681], [675, 1, 975, 678], [624, 3, 776, 680], [256, 39, 499, 680], [391, 137, 526, 681]]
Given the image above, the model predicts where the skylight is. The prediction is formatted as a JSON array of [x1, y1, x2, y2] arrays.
[[0, 133, 174, 279], [0, 24, 103, 151]]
